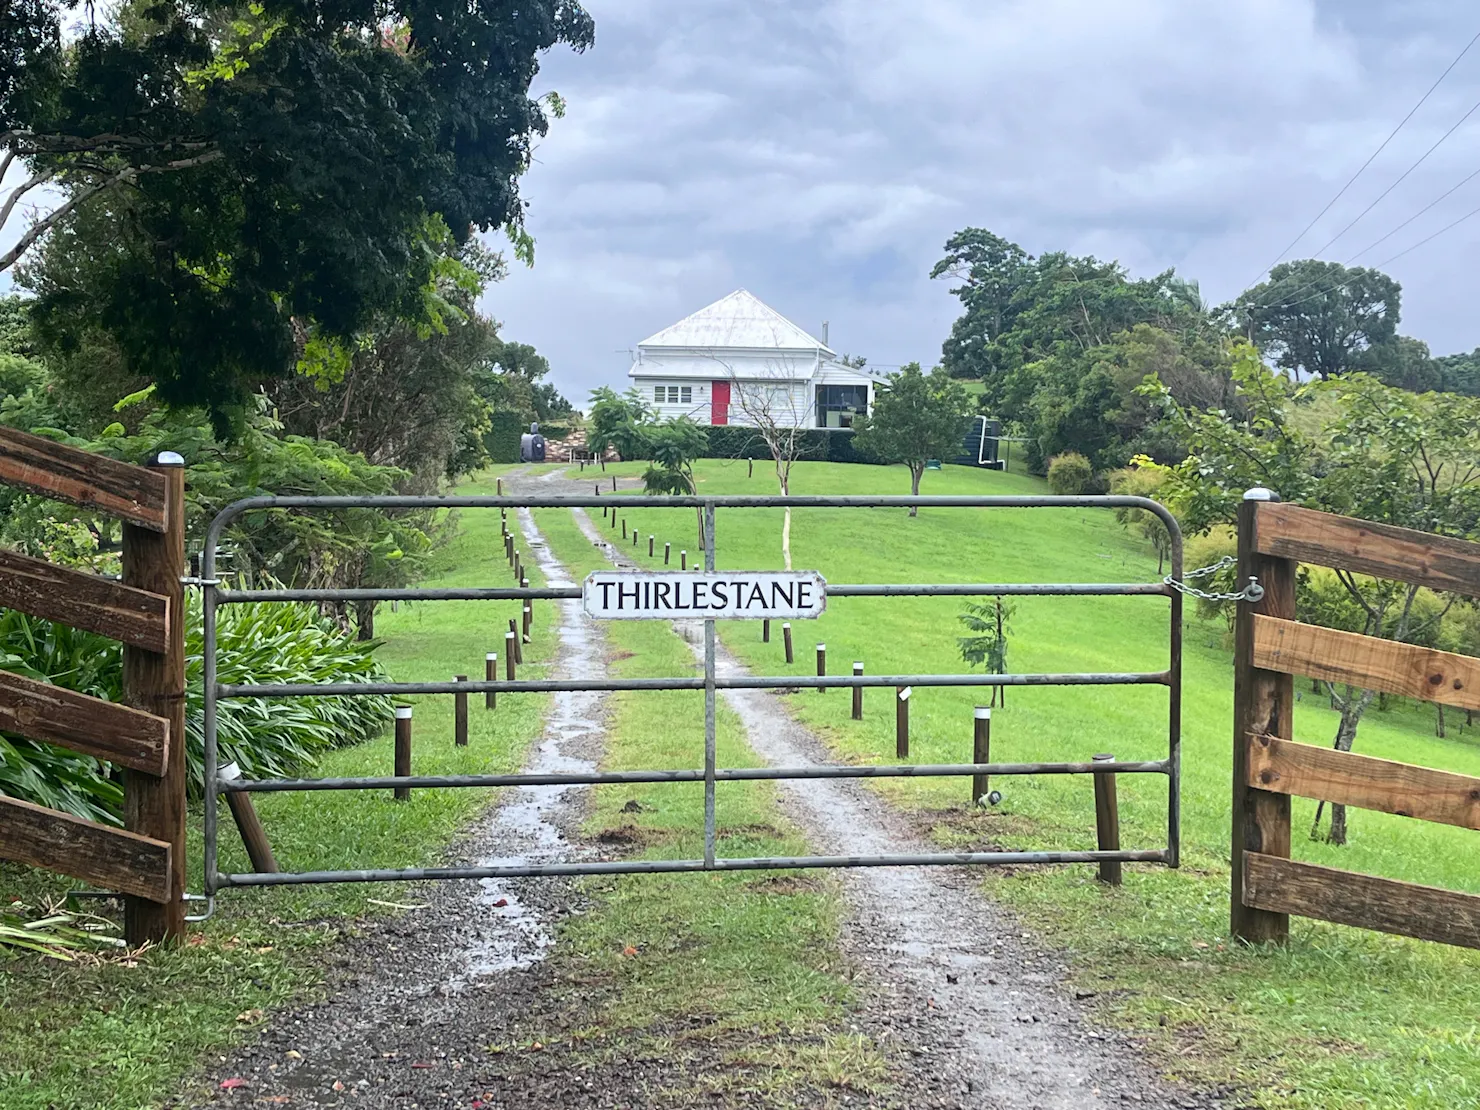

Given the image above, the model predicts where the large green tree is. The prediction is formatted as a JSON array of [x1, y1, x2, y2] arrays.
[[1144, 344, 1480, 843], [1235, 260, 1400, 381], [2, 0, 593, 431], [852, 363, 972, 516]]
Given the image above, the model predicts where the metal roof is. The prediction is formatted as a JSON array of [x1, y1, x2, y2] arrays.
[[638, 290, 835, 354]]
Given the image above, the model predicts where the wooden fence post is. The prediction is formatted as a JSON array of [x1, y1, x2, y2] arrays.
[[508, 618, 523, 665], [505, 631, 517, 680], [664, 542, 671, 565], [852, 662, 864, 719], [816, 643, 826, 693], [220, 762, 278, 874], [122, 455, 186, 945], [680, 550, 687, 570], [896, 687, 910, 757], [972, 707, 991, 805], [523, 602, 533, 640], [485, 653, 497, 710], [649, 535, 655, 557], [782, 622, 793, 664], [762, 618, 770, 643], [394, 707, 413, 801], [1232, 488, 1295, 945], [1092, 752, 1122, 886], [454, 676, 469, 746]]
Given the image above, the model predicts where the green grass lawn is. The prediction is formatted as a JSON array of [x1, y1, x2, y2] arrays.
[[0, 467, 561, 1110], [581, 456, 1480, 1110]]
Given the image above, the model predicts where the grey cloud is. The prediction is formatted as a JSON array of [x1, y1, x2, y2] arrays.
[[486, 0, 1480, 402]]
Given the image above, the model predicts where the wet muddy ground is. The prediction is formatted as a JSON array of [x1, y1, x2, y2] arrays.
[[182, 470, 1231, 1109]]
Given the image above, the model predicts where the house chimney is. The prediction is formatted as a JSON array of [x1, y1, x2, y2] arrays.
[[822, 320, 829, 346]]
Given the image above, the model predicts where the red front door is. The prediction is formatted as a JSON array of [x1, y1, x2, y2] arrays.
[[710, 380, 730, 425]]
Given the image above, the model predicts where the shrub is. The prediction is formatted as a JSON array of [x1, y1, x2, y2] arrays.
[[699, 426, 879, 464], [484, 411, 524, 463], [0, 596, 391, 824], [1046, 452, 1093, 495]]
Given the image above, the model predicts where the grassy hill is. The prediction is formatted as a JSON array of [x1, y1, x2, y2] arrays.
[[588, 456, 1480, 1109]]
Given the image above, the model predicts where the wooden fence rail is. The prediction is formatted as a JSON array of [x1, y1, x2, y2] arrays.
[[0, 430, 185, 945], [1232, 492, 1480, 951]]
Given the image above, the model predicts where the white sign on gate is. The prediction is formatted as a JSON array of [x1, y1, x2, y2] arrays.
[[582, 571, 826, 620]]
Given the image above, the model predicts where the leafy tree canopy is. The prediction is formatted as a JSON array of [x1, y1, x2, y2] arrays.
[[1234, 259, 1400, 381], [2, 0, 593, 432], [851, 362, 972, 513]]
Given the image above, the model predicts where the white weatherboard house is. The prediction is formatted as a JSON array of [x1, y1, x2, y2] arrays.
[[629, 290, 876, 428]]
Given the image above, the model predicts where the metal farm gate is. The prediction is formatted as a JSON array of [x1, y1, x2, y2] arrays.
[[198, 494, 1184, 913]]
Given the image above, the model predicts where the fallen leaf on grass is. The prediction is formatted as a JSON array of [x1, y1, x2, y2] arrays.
[[332, 1080, 346, 1092], [492, 898, 509, 908], [219, 1078, 248, 1090], [621, 945, 638, 957], [236, 1009, 265, 1024], [285, 1050, 303, 1059]]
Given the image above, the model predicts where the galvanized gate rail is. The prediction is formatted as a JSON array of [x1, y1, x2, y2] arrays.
[[201, 494, 1182, 904]]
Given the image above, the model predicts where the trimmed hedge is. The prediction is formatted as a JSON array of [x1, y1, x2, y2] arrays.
[[485, 411, 524, 463], [700, 426, 880, 465]]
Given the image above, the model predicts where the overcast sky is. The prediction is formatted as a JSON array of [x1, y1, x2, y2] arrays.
[[483, 0, 1480, 407]]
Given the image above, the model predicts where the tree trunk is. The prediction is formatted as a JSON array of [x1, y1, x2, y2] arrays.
[[1324, 690, 1375, 845], [909, 466, 922, 518], [355, 600, 376, 641], [780, 476, 792, 571]]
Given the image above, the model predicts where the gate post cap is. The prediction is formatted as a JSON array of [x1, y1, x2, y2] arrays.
[[219, 761, 241, 780], [487, 652, 498, 661], [853, 661, 864, 671], [1092, 752, 1115, 761], [1242, 487, 1281, 502], [974, 706, 991, 719], [151, 450, 186, 467], [394, 706, 414, 719]]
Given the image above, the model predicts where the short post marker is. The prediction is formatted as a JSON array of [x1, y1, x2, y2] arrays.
[[1093, 753, 1122, 886], [649, 535, 655, 557], [664, 542, 671, 564], [505, 632, 517, 680], [485, 653, 497, 709], [896, 687, 911, 758], [782, 622, 794, 664], [394, 707, 413, 801], [762, 618, 771, 643], [972, 707, 993, 806], [454, 676, 469, 747], [221, 762, 279, 873], [816, 643, 826, 693], [852, 662, 864, 719], [680, 550, 688, 570], [508, 618, 523, 664]]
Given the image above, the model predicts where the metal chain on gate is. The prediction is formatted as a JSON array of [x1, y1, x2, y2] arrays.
[[1164, 555, 1265, 604]]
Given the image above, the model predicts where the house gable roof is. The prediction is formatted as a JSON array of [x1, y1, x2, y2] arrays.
[[638, 290, 835, 355]]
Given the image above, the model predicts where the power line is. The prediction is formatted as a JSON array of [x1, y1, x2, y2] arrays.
[[1259, 200, 1480, 316], [1344, 162, 1480, 263], [1248, 28, 1480, 286], [1304, 92, 1480, 258]]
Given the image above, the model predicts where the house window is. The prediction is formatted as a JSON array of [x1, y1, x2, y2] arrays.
[[817, 384, 869, 428], [654, 385, 666, 403], [655, 385, 692, 405], [679, 386, 692, 404]]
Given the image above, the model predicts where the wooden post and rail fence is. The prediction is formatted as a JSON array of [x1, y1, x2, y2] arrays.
[[1232, 492, 1480, 951], [0, 426, 187, 945]]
